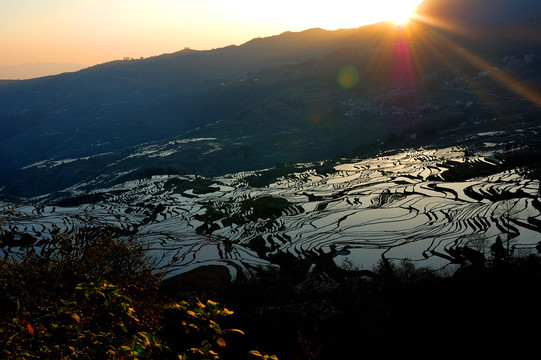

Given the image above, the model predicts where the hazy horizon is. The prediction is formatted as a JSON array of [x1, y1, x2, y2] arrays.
[[0, 62, 87, 81], [1, 0, 424, 80]]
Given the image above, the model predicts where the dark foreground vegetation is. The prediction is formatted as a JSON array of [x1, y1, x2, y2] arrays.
[[2, 224, 541, 359], [0, 226, 271, 360]]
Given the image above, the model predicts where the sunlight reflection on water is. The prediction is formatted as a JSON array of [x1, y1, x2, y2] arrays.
[[3, 144, 541, 279]]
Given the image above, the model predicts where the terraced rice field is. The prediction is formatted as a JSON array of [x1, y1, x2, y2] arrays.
[[2, 146, 541, 279]]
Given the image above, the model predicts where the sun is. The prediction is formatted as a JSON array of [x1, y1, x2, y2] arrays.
[[389, 9, 414, 26], [385, 0, 423, 26]]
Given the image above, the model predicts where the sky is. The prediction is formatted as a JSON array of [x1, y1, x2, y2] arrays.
[[0, 0, 424, 79]]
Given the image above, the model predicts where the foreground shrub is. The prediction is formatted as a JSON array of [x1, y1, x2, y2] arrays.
[[0, 224, 275, 360], [162, 298, 246, 360], [0, 275, 164, 359], [0, 225, 165, 359]]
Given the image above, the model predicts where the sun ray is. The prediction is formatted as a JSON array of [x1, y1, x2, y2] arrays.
[[338, 2, 541, 117], [359, 27, 397, 86], [442, 37, 541, 108], [411, 27, 505, 115], [410, 14, 541, 109]]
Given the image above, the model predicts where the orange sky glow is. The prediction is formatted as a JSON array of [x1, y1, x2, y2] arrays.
[[0, 0, 424, 79]]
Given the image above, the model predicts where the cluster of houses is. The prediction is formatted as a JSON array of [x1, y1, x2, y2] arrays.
[[339, 89, 439, 119]]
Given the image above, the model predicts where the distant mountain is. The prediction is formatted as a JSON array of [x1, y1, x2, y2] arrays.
[[0, 62, 86, 80], [1, 0, 541, 199]]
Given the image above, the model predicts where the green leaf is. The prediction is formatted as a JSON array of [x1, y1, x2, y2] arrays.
[[209, 320, 222, 332], [164, 302, 181, 310], [222, 307, 234, 316], [188, 347, 205, 355], [249, 350, 263, 358], [224, 328, 245, 335], [138, 332, 151, 345]]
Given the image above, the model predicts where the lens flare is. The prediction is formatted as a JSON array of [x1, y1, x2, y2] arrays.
[[337, 66, 360, 90]]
